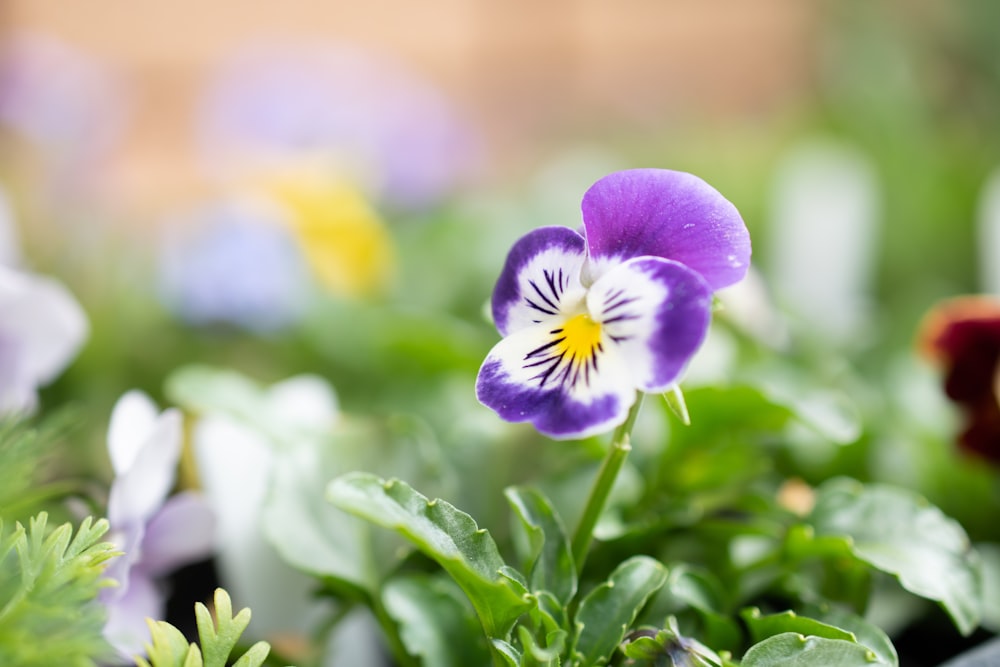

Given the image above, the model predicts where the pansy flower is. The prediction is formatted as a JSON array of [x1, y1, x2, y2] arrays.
[[917, 296, 1000, 465], [476, 169, 751, 439], [101, 391, 215, 658]]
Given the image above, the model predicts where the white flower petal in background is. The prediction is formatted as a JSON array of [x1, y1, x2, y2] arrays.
[[193, 415, 328, 640], [107, 390, 160, 474], [976, 166, 1000, 296], [263, 374, 339, 433], [106, 406, 183, 528], [0, 265, 88, 415], [767, 139, 881, 343]]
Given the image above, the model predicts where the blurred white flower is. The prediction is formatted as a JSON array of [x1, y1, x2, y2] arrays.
[[0, 265, 87, 415], [101, 391, 215, 659], [191, 375, 338, 639], [767, 139, 881, 343]]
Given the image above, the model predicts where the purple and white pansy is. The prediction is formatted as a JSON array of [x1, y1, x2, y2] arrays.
[[476, 169, 751, 439]]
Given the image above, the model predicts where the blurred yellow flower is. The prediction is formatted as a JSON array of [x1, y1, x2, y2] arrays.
[[266, 169, 396, 298]]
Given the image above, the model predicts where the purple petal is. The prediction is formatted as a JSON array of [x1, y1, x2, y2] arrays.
[[140, 491, 216, 576], [588, 257, 712, 391], [491, 226, 587, 337], [581, 169, 751, 290], [476, 323, 636, 439], [103, 570, 163, 658]]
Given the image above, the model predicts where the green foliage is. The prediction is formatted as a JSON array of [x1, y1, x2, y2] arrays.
[[327, 472, 532, 639], [135, 588, 270, 667], [740, 633, 885, 667], [570, 556, 669, 666], [505, 486, 576, 605], [0, 415, 78, 522], [0, 513, 117, 666], [806, 478, 982, 635]]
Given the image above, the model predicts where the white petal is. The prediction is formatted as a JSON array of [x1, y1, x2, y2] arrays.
[[477, 319, 635, 439], [108, 390, 160, 475], [193, 416, 327, 637], [0, 266, 87, 413], [264, 374, 339, 432], [107, 408, 183, 527], [587, 257, 712, 392]]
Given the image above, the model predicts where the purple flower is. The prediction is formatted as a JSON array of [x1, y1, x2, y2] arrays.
[[102, 391, 215, 658], [476, 169, 750, 439], [0, 33, 125, 173], [195, 42, 482, 210], [157, 197, 310, 332]]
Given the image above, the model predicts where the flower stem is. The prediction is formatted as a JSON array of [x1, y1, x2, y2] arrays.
[[570, 395, 644, 575]]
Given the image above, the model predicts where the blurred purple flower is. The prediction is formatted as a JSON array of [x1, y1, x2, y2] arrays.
[[101, 391, 215, 659], [196, 42, 482, 210], [158, 198, 310, 332], [476, 169, 751, 439], [0, 32, 126, 167]]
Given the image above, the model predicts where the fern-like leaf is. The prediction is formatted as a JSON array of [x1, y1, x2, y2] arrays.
[[0, 512, 119, 666], [136, 589, 270, 667]]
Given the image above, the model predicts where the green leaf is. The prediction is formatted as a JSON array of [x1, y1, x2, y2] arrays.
[[0, 514, 117, 666], [663, 386, 691, 426], [741, 632, 884, 666], [809, 478, 982, 635], [517, 623, 566, 666], [141, 589, 270, 667], [382, 574, 492, 667], [491, 639, 522, 666], [977, 542, 1000, 633], [741, 609, 856, 644], [657, 566, 742, 650], [195, 588, 252, 667], [808, 606, 898, 667], [505, 486, 576, 604], [570, 556, 669, 666], [140, 620, 198, 667], [327, 473, 533, 637]]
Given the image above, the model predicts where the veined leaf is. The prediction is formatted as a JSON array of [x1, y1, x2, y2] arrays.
[[327, 473, 533, 637], [742, 608, 856, 644], [808, 606, 898, 667], [809, 478, 981, 635], [382, 574, 492, 667], [741, 632, 885, 666], [570, 556, 669, 666], [505, 486, 576, 604]]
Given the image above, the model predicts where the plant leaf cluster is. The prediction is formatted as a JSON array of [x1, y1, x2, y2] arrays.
[[0, 513, 118, 666]]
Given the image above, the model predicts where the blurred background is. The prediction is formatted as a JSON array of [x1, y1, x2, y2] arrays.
[[2, 0, 999, 479], [3, 2, 1000, 663]]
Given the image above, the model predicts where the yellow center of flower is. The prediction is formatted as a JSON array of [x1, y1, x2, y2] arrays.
[[524, 313, 604, 389], [558, 313, 603, 364]]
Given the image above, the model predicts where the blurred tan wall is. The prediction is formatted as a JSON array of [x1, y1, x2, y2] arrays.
[[2, 0, 819, 209]]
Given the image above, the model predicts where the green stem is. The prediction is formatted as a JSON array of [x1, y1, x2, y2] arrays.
[[570, 395, 644, 575]]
